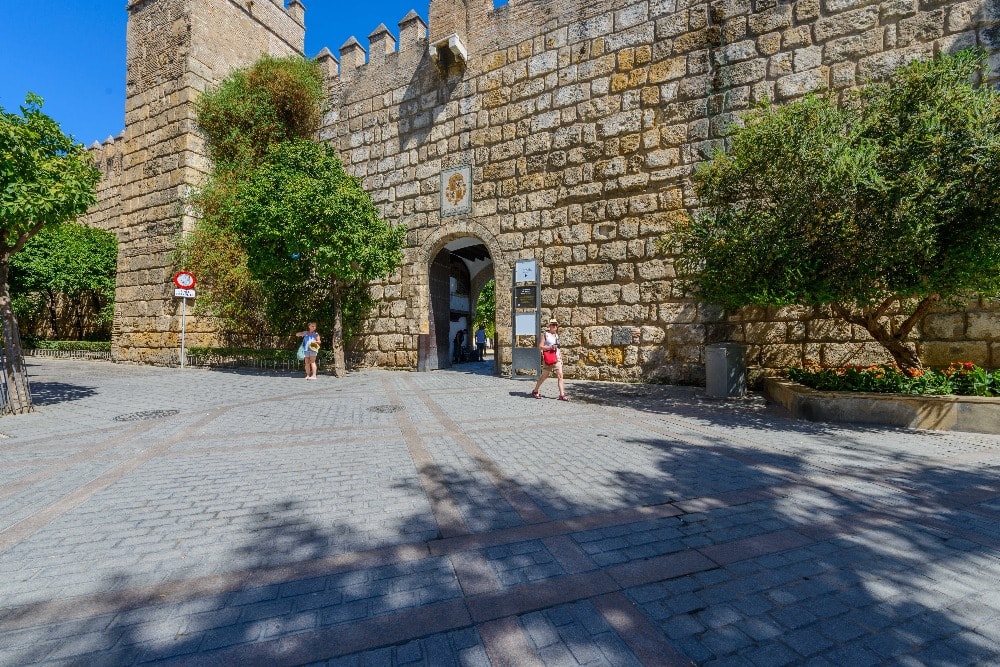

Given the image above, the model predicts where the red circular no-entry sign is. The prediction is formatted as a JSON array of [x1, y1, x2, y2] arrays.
[[173, 271, 196, 289]]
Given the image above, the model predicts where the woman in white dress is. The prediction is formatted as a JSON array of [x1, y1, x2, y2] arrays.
[[531, 319, 568, 400]]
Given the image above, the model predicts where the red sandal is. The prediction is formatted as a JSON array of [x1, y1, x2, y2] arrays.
[[558, 395, 569, 401], [531, 391, 541, 399]]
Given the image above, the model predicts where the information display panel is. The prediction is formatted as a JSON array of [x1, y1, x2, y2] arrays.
[[511, 259, 541, 378]]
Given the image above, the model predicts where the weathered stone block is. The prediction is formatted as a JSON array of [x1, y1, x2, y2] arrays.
[[822, 0, 871, 13], [858, 46, 931, 80], [776, 67, 829, 99], [748, 5, 793, 34], [922, 313, 966, 341], [585, 326, 613, 346], [966, 312, 1000, 341], [794, 46, 822, 71], [807, 318, 853, 342], [581, 284, 622, 304], [920, 341, 989, 367], [566, 263, 616, 283], [823, 30, 882, 63], [745, 321, 787, 344], [814, 7, 878, 42], [820, 342, 896, 367], [612, 326, 635, 345]]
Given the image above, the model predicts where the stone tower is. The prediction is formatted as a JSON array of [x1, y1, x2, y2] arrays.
[[113, 0, 305, 364]]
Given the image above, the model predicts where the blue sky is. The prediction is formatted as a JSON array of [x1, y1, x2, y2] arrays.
[[0, 0, 425, 145]]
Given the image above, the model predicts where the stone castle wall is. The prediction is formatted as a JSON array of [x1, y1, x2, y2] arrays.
[[316, 0, 1000, 381], [106, 0, 304, 365], [82, 136, 124, 234], [82, 0, 1000, 379]]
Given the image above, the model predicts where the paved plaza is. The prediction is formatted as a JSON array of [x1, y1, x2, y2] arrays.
[[1, 357, 999, 666]]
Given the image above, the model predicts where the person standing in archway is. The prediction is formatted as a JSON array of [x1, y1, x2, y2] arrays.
[[474, 325, 487, 361], [532, 319, 568, 400]]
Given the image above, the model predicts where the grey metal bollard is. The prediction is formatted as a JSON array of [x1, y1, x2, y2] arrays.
[[705, 343, 746, 398]]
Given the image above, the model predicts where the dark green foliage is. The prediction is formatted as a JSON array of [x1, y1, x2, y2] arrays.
[[194, 55, 324, 169], [223, 140, 404, 348], [227, 140, 404, 288], [26, 340, 111, 352], [668, 50, 1000, 369], [10, 223, 117, 340], [175, 217, 269, 337]]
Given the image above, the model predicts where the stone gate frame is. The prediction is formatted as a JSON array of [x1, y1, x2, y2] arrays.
[[411, 220, 511, 366]]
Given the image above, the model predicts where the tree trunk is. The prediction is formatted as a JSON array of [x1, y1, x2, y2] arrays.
[[831, 298, 935, 372], [46, 288, 59, 340], [862, 329, 922, 371], [331, 280, 346, 378], [74, 293, 85, 341], [0, 259, 33, 414]]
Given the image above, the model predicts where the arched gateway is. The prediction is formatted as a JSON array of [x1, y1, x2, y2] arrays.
[[415, 224, 506, 373]]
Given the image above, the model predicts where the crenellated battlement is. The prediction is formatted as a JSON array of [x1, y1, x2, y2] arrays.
[[315, 9, 430, 82]]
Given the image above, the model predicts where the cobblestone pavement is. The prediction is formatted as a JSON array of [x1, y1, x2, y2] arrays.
[[1, 358, 999, 666]]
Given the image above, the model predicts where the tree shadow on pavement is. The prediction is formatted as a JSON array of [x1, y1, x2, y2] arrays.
[[1, 419, 998, 665], [27, 380, 97, 406], [565, 378, 978, 460]]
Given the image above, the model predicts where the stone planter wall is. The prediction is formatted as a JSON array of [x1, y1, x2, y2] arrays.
[[765, 378, 1000, 434]]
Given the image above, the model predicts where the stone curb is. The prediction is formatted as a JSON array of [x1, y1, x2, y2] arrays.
[[764, 378, 1000, 434]]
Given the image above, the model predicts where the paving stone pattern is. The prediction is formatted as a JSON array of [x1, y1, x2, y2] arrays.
[[0, 358, 999, 665]]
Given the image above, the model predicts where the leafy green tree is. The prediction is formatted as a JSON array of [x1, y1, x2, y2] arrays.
[[183, 55, 405, 376], [223, 140, 404, 376], [475, 278, 495, 338], [10, 223, 117, 340], [668, 50, 1000, 370], [0, 94, 100, 411]]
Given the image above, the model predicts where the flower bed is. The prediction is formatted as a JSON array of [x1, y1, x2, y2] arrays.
[[788, 361, 998, 397], [768, 361, 999, 433]]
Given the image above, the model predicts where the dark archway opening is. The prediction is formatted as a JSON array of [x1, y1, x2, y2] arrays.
[[420, 238, 494, 372]]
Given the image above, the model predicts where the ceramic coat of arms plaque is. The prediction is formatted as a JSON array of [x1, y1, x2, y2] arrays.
[[440, 165, 472, 217]]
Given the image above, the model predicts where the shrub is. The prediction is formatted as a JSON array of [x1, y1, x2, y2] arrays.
[[27, 340, 111, 352]]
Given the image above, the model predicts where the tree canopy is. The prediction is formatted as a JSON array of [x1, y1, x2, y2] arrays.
[[1, 94, 100, 257], [668, 49, 1000, 370], [194, 55, 324, 169]]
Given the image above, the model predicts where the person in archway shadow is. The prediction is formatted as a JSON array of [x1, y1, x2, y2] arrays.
[[453, 329, 466, 363], [532, 318, 568, 400]]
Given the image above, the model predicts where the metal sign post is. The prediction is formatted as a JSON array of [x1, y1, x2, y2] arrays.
[[173, 272, 197, 369], [180, 296, 187, 369], [510, 259, 541, 379]]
